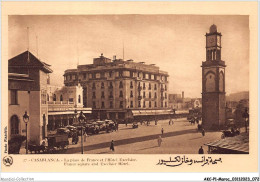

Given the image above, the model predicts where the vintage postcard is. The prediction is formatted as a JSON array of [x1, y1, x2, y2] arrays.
[[1, 1, 258, 177]]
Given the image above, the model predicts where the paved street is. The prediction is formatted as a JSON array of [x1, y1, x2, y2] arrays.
[[20, 118, 225, 154], [64, 118, 223, 154]]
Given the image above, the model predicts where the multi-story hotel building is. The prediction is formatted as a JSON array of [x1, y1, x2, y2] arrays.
[[64, 54, 169, 120]]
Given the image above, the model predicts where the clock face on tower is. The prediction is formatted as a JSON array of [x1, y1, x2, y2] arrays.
[[207, 35, 216, 47]]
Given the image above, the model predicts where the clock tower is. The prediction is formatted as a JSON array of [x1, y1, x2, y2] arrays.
[[202, 24, 226, 130]]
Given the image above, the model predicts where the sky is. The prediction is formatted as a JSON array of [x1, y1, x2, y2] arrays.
[[8, 15, 249, 98]]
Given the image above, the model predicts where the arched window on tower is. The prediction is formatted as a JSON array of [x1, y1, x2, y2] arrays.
[[78, 95, 81, 103], [205, 72, 216, 92], [60, 95, 63, 101], [119, 81, 123, 88], [47, 94, 49, 101], [216, 49, 221, 60], [53, 94, 56, 101], [219, 71, 224, 92]]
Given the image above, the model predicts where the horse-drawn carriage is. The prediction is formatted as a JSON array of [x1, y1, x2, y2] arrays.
[[27, 134, 69, 154], [46, 134, 69, 153]]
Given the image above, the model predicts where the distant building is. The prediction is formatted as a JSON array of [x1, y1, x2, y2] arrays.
[[168, 93, 183, 110], [169, 92, 201, 111], [46, 84, 91, 131], [64, 54, 169, 120]]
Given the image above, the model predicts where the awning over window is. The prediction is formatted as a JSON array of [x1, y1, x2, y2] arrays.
[[48, 108, 92, 115], [131, 109, 174, 116], [204, 133, 249, 154]]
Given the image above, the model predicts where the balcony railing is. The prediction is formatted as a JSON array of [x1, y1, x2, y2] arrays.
[[47, 101, 74, 105], [47, 101, 76, 112], [138, 86, 142, 91], [138, 96, 142, 100], [109, 95, 114, 99], [161, 88, 165, 92]]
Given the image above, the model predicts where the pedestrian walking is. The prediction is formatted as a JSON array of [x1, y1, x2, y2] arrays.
[[157, 135, 162, 147], [161, 128, 164, 135], [110, 140, 115, 152], [72, 132, 78, 144], [198, 146, 204, 154], [84, 133, 88, 142], [116, 122, 119, 131], [202, 129, 205, 137]]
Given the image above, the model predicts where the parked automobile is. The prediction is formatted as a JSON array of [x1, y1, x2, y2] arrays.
[[132, 122, 138, 129], [65, 125, 77, 138], [96, 121, 107, 131], [221, 128, 240, 139], [56, 128, 70, 136], [84, 122, 99, 134], [105, 120, 116, 132]]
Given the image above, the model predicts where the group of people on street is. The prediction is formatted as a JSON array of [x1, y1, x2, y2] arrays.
[[169, 118, 174, 125]]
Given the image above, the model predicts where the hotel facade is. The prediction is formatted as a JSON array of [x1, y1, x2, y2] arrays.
[[64, 54, 170, 121]]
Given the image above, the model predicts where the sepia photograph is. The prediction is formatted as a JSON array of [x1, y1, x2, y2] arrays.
[[1, 1, 258, 178], [7, 14, 249, 155]]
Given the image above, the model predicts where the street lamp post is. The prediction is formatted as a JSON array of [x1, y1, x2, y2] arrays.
[[78, 111, 86, 154], [23, 111, 29, 154]]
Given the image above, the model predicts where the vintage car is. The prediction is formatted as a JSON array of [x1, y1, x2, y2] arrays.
[[85, 122, 100, 134], [221, 128, 240, 139], [56, 128, 70, 136], [65, 125, 77, 138], [96, 121, 107, 131], [104, 120, 116, 132]]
